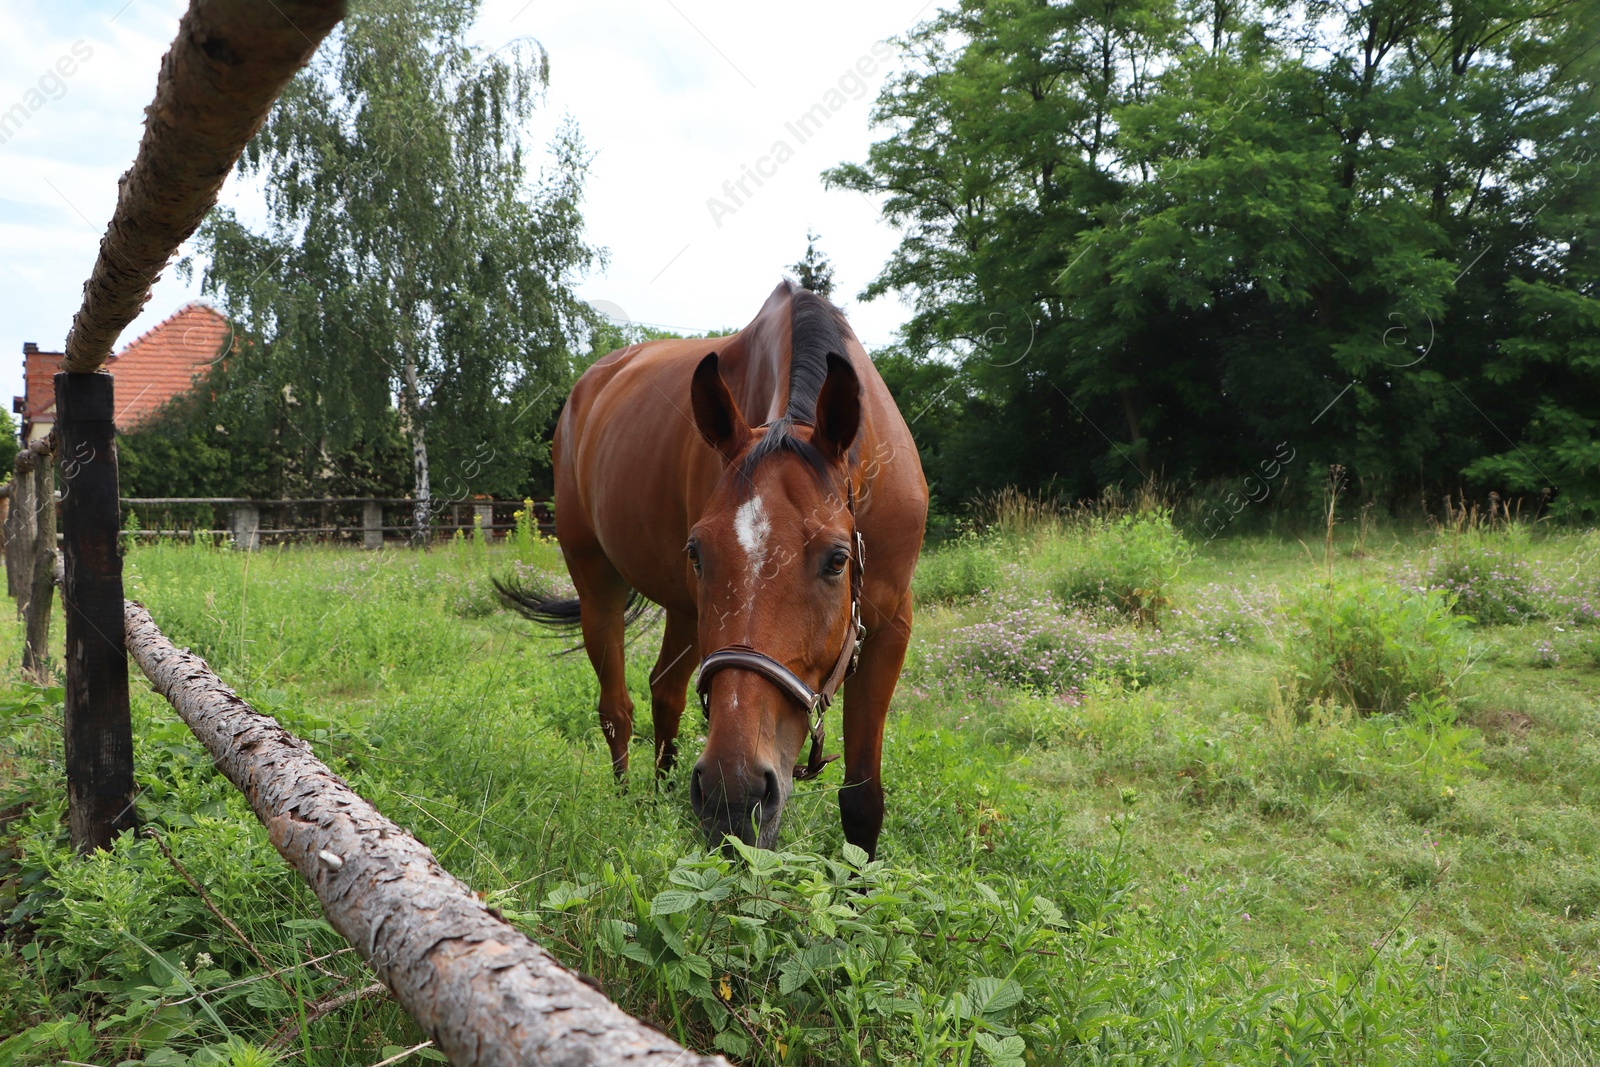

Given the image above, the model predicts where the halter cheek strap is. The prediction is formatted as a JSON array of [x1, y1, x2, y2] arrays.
[[695, 503, 865, 781]]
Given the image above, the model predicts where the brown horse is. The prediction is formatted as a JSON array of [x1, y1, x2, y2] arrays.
[[498, 280, 927, 857]]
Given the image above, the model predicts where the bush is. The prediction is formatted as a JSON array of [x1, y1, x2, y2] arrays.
[[1577, 632, 1600, 668], [1423, 543, 1545, 624], [912, 534, 1001, 604], [918, 589, 1194, 693], [1284, 581, 1470, 715], [1047, 510, 1191, 626]]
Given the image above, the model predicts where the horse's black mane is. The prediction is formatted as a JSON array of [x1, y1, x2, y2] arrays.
[[732, 282, 855, 492], [784, 283, 852, 422]]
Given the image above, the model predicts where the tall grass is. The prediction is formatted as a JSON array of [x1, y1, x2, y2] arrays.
[[3, 519, 1599, 1064]]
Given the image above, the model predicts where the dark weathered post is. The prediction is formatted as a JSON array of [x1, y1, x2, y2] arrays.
[[4, 475, 19, 602], [22, 453, 57, 678], [56, 372, 136, 852], [10, 453, 37, 613]]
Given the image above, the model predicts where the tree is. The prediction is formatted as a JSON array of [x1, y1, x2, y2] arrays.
[[0, 409, 18, 474], [191, 0, 601, 539], [830, 0, 1600, 514], [788, 230, 836, 297]]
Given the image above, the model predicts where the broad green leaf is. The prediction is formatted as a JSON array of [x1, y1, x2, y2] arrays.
[[968, 976, 1025, 1016], [649, 889, 698, 916]]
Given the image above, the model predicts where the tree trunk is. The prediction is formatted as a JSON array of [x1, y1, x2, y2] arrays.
[[123, 599, 728, 1067], [62, 0, 346, 372], [412, 427, 431, 546], [1119, 387, 1149, 477], [404, 353, 431, 546]]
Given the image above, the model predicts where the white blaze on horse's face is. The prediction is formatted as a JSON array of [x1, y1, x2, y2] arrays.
[[734, 495, 771, 582]]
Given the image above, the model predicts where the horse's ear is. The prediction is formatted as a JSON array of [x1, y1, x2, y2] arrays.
[[691, 353, 751, 463], [812, 352, 861, 461]]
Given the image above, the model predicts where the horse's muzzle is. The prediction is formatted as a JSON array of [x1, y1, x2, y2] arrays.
[[690, 758, 786, 849]]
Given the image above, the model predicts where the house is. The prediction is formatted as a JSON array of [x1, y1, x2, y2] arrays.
[[14, 302, 232, 443]]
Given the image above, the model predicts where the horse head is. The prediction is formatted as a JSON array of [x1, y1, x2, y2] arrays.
[[686, 349, 862, 849]]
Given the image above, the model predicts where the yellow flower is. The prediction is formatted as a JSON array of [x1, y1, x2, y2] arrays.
[[718, 975, 733, 1001]]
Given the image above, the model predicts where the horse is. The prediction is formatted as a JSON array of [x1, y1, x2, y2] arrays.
[[497, 279, 927, 857]]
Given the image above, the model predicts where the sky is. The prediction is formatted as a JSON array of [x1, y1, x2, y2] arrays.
[[0, 0, 940, 419]]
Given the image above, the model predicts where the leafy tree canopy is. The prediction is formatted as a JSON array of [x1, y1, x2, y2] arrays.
[[831, 0, 1600, 517], [168, 0, 601, 519], [789, 230, 837, 298]]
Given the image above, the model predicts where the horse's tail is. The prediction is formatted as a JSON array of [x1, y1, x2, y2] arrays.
[[492, 576, 653, 636]]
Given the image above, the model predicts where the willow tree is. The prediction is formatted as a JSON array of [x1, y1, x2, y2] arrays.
[[193, 0, 599, 537]]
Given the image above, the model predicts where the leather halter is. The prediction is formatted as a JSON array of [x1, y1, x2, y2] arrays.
[[696, 487, 865, 782]]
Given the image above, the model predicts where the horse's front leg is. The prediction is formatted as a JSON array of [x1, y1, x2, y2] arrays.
[[838, 593, 913, 860]]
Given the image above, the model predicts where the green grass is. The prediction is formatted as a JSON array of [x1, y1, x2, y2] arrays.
[[2, 522, 1599, 1064]]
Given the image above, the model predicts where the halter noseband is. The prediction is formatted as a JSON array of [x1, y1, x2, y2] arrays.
[[695, 488, 865, 782]]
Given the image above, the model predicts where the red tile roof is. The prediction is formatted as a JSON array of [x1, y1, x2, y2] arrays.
[[105, 303, 231, 428], [17, 303, 231, 438]]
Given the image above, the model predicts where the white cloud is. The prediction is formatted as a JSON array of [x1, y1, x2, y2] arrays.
[[0, 0, 932, 419]]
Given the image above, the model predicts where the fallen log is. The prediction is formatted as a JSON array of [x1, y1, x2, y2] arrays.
[[63, 0, 346, 372], [123, 599, 729, 1067]]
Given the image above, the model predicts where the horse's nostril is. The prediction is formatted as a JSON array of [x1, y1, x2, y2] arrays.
[[689, 767, 705, 810], [762, 768, 780, 807]]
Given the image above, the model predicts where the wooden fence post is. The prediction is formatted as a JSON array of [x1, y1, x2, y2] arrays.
[[10, 454, 36, 615], [3, 478, 18, 602], [56, 372, 136, 853], [228, 503, 261, 551], [362, 500, 383, 550], [22, 453, 57, 678]]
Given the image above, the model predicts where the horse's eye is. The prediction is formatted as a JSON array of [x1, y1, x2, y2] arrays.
[[824, 549, 849, 577], [686, 543, 702, 576]]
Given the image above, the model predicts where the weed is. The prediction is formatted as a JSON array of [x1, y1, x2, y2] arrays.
[[1283, 579, 1471, 715], [2, 527, 1598, 1064], [1045, 510, 1192, 626], [911, 533, 1001, 604]]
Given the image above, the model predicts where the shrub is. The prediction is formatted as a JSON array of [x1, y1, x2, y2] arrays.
[[1422, 543, 1546, 624], [918, 589, 1194, 693], [1047, 509, 1191, 626], [1577, 632, 1600, 668], [912, 534, 1002, 604], [1170, 582, 1275, 648], [1284, 581, 1470, 715]]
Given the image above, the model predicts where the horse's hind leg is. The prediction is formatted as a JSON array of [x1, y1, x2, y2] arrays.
[[568, 549, 637, 778], [648, 610, 699, 775]]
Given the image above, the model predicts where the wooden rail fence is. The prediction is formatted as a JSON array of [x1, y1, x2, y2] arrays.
[[125, 600, 723, 1067], [6, 0, 727, 1061], [120, 497, 554, 548]]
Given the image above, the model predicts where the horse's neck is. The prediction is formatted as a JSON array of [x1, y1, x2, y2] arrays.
[[727, 305, 793, 425]]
